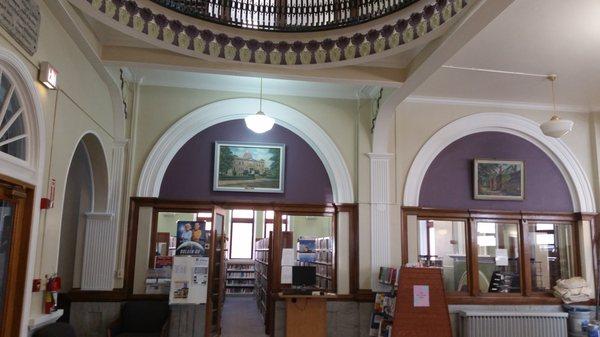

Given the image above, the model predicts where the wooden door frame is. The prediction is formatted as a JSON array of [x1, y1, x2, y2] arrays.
[[0, 179, 34, 337]]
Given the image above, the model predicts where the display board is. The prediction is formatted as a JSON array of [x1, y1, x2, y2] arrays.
[[391, 267, 452, 337], [169, 256, 209, 305]]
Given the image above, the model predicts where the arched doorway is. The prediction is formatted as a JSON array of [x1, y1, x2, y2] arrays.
[[57, 133, 108, 320]]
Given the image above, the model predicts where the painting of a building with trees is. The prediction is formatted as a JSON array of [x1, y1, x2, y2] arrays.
[[474, 159, 524, 200], [214, 142, 285, 193]]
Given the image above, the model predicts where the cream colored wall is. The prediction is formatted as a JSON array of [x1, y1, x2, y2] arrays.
[[394, 102, 594, 205], [128, 85, 375, 290], [394, 101, 597, 289], [129, 85, 361, 200], [0, 2, 119, 322]]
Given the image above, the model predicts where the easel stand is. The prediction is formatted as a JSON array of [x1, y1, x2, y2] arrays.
[[392, 267, 452, 337]]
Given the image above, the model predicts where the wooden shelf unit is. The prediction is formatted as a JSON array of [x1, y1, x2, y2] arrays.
[[254, 232, 294, 334], [225, 260, 255, 295]]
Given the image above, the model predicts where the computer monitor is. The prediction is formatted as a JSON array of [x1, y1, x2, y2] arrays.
[[292, 266, 316, 288]]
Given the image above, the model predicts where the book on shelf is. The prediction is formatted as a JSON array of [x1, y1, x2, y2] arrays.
[[370, 266, 398, 337]]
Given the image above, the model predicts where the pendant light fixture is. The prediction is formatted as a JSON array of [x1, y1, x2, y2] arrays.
[[245, 78, 274, 134], [540, 74, 573, 138]]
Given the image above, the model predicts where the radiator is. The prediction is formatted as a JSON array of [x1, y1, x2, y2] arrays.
[[459, 311, 568, 337]]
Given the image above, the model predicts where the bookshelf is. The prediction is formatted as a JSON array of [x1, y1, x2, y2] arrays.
[[296, 236, 334, 291], [254, 235, 271, 322], [226, 260, 255, 295], [254, 231, 294, 334]]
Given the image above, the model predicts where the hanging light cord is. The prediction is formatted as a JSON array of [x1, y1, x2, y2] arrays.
[[548, 74, 558, 117], [259, 78, 263, 112]]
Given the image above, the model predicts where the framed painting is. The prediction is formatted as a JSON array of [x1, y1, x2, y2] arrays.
[[213, 142, 285, 193], [474, 159, 524, 200]]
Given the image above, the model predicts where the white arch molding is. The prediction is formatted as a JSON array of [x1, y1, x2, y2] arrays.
[[137, 98, 354, 203], [403, 112, 596, 213], [0, 47, 46, 337]]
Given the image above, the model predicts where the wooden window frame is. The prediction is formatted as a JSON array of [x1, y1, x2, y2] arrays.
[[264, 211, 288, 234], [402, 207, 589, 304], [229, 209, 256, 260]]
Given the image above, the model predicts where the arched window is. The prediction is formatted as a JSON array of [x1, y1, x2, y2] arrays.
[[0, 70, 28, 161]]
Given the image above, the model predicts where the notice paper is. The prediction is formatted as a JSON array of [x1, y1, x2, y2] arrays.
[[413, 285, 430, 307], [281, 266, 293, 284], [496, 249, 509, 266], [282, 248, 295, 266]]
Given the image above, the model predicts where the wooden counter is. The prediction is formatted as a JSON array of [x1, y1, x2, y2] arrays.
[[278, 293, 337, 337]]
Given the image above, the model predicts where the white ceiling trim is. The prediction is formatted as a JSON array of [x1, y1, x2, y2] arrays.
[[405, 95, 592, 113]]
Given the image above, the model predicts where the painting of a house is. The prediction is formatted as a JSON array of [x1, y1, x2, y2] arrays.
[[214, 142, 285, 193]]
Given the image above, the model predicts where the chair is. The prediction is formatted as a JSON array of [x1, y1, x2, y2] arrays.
[[108, 301, 170, 337], [33, 322, 77, 337]]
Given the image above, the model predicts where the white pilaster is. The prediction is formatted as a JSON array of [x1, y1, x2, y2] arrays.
[[80, 212, 114, 290], [108, 140, 128, 281], [368, 153, 393, 291]]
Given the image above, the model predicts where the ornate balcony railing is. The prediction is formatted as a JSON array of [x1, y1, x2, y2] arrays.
[[151, 0, 421, 31]]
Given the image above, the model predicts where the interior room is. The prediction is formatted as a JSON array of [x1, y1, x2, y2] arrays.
[[1, 1, 600, 337]]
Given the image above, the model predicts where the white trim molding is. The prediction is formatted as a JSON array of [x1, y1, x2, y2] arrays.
[[137, 98, 354, 203], [406, 95, 592, 114], [368, 152, 393, 290], [404, 112, 596, 213]]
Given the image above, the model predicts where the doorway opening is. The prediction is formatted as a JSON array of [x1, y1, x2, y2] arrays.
[[56, 133, 109, 321]]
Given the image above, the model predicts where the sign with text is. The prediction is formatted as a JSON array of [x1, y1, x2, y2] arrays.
[[413, 285, 430, 307], [0, 0, 40, 55]]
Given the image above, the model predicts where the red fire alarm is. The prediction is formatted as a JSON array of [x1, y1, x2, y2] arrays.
[[40, 178, 56, 209]]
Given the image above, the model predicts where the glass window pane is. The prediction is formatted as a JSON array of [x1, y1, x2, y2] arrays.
[[232, 209, 254, 219], [477, 221, 521, 294], [418, 220, 468, 293], [197, 212, 212, 218], [230, 222, 254, 259], [529, 223, 575, 292], [265, 210, 274, 219], [264, 222, 273, 237]]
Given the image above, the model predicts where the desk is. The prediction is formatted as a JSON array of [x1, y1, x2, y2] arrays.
[[278, 294, 336, 337]]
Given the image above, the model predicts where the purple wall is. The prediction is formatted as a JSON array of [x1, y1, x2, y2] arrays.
[[419, 132, 573, 212], [159, 120, 333, 203]]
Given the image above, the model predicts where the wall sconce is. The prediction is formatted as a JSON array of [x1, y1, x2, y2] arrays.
[[39, 62, 58, 90]]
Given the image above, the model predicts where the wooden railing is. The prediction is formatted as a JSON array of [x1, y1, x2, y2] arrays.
[[151, 0, 421, 31]]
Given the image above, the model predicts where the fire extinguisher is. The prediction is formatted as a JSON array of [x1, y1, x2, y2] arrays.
[[44, 274, 61, 314]]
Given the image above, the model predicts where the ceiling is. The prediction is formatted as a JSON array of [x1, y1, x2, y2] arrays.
[[413, 0, 600, 112]]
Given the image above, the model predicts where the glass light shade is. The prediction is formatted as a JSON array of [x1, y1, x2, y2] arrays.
[[540, 116, 573, 138], [245, 111, 274, 133]]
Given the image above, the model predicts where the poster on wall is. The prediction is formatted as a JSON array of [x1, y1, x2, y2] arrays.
[[213, 142, 285, 193], [175, 220, 208, 256], [474, 159, 524, 200]]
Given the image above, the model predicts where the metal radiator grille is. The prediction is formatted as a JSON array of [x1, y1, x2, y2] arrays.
[[459, 311, 568, 337]]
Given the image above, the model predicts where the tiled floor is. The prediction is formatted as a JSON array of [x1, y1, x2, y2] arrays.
[[222, 296, 268, 337]]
